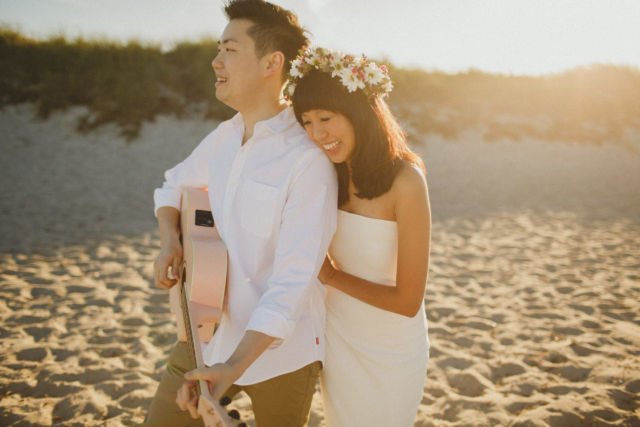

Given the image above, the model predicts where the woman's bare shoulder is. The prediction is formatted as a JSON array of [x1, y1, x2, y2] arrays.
[[391, 161, 430, 225], [393, 161, 427, 198]]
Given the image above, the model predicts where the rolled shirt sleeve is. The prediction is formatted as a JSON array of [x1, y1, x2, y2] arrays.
[[245, 150, 338, 340]]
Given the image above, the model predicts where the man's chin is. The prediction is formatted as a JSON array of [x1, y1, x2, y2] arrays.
[[215, 91, 235, 109], [216, 92, 240, 111]]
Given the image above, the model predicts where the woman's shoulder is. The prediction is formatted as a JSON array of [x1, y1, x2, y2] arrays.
[[390, 160, 429, 220], [392, 161, 427, 196]]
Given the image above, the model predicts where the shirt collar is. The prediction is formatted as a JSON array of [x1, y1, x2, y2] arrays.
[[231, 107, 296, 137]]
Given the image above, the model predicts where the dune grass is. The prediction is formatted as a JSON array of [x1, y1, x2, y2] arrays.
[[2, 29, 639, 143], [0, 30, 233, 139], [392, 64, 640, 144]]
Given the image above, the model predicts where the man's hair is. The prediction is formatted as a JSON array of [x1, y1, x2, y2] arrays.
[[224, 0, 309, 75]]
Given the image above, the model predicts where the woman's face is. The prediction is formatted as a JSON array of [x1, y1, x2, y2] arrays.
[[300, 109, 356, 164]]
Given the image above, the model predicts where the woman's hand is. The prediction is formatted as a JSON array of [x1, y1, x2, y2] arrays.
[[318, 256, 338, 285]]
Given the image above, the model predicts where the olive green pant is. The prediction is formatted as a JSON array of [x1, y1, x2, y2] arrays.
[[144, 342, 321, 427]]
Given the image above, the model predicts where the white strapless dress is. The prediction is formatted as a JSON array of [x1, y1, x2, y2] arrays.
[[321, 210, 429, 427]]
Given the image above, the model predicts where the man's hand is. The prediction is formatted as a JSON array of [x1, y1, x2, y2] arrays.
[[154, 206, 182, 289], [176, 331, 275, 416], [153, 237, 183, 289], [184, 363, 239, 402], [176, 363, 240, 418], [176, 379, 200, 419]]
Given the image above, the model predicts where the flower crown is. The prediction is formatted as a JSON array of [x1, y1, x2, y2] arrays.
[[286, 47, 393, 98]]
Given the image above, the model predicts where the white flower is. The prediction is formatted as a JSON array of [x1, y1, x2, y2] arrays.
[[364, 62, 384, 85], [330, 64, 343, 78], [339, 67, 364, 92], [329, 52, 343, 67], [305, 49, 319, 65], [286, 83, 296, 96], [290, 58, 305, 77], [328, 53, 345, 77], [354, 55, 367, 68]]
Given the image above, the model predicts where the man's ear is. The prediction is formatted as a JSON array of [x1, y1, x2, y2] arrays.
[[264, 51, 285, 76]]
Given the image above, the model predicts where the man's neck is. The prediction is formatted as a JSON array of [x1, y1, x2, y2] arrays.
[[240, 99, 288, 144]]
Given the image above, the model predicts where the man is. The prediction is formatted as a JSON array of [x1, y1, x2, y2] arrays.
[[144, 1, 337, 426]]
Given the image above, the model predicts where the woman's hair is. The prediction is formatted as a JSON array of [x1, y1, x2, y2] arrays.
[[224, 0, 309, 76], [292, 70, 424, 206]]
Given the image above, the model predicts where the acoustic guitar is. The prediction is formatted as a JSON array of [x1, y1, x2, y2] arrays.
[[170, 188, 226, 344], [175, 188, 245, 427]]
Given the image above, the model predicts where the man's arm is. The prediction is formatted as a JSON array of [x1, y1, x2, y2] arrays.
[[179, 330, 275, 409], [153, 207, 182, 289], [152, 127, 221, 289]]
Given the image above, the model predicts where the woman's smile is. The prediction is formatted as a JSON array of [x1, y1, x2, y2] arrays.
[[323, 140, 341, 151], [301, 110, 356, 164]]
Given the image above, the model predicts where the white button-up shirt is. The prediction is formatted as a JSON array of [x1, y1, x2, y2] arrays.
[[153, 107, 337, 385]]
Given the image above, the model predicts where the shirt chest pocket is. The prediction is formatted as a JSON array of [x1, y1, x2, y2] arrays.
[[238, 179, 281, 238]]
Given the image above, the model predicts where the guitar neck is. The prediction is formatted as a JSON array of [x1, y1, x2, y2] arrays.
[[179, 277, 237, 427]]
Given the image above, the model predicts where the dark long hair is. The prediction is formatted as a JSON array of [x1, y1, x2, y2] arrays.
[[292, 70, 424, 206]]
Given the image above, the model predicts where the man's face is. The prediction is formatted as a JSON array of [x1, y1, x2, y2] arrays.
[[212, 19, 264, 110]]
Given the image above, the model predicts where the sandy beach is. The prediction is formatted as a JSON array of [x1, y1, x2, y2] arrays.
[[1, 104, 639, 426]]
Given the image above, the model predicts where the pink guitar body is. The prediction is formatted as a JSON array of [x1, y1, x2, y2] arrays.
[[170, 188, 227, 343]]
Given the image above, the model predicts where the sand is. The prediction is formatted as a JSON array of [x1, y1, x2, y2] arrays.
[[1, 104, 639, 426]]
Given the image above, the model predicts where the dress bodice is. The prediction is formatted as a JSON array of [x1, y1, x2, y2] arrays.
[[325, 209, 427, 345], [329, 210, 398, 286]]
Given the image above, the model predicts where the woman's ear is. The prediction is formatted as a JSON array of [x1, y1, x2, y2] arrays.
[[264, 51, 285, 76]]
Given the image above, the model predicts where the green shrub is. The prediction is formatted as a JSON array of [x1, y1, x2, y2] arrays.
[[1, 29, 639, 143], [0, 30, 234, 140]]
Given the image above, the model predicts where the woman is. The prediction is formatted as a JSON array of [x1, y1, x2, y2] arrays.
[[289, 48, 431, 427]]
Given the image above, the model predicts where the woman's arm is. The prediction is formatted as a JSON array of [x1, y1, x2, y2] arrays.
[[321, 166, 431, 317]]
